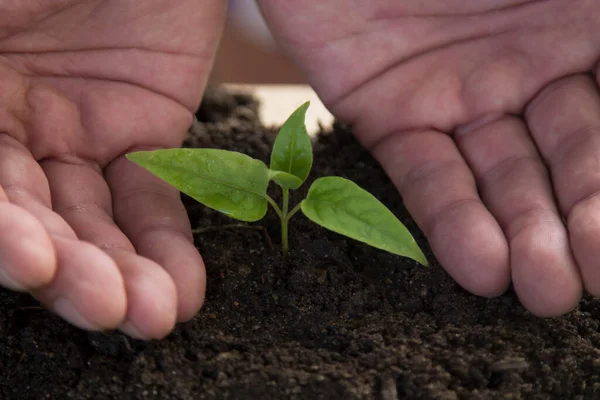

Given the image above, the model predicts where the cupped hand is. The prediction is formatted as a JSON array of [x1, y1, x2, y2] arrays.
[[260, 0, 600, 316], [0, 1, 225, 338]]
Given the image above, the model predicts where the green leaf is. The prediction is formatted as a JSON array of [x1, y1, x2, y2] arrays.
[[270, 101, 312, 187], [268, 169, 303, 190], [301, 177, 428, 265], [127, 148, 270, 222]]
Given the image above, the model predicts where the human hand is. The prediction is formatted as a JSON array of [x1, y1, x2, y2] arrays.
[[0, 1, 225, 338], [260, 0, 600, 316]]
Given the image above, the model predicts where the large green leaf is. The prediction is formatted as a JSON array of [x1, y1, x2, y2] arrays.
[[127, 148, 271, 222], [301, 177, 428, 265], [269, 101, 312, 189]]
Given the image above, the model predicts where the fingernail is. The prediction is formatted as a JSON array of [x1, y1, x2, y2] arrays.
[[0, 267, 26, 292], [53, 297, 97, 331], [119, 321, 147, 340]]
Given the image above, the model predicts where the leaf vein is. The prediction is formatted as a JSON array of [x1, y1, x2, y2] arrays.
[[310, 199, 398, 240], [166, 164, 266, 198]]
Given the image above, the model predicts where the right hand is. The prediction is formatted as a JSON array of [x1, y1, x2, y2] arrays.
[[260, 0, 600, 316]]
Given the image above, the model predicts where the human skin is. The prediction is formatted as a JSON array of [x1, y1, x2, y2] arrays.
[[0, 0, 599, 339], [258, 0, 600, 316], [0, 0, 225, 339]]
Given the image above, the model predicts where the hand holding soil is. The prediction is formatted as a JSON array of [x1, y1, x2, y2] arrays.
[[0, 1, 225, 339], [260, 0, 600, 316]]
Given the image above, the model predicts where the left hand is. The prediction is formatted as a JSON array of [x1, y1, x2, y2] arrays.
[[0, 0, 225, 338]]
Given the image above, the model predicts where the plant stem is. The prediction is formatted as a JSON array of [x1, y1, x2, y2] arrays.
[[281, 188, 289, 254], [265, 195, 282, 218], [269, 190, 302, 255], [287, 202, 302, 220]]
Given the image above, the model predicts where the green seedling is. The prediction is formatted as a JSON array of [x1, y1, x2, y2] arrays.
[[127, 102, 427, 265]]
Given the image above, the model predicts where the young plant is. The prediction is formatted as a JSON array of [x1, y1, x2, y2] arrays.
[[127, 102, 428, 265]]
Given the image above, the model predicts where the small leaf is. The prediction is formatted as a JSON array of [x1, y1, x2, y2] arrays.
[[270, 101, 312, 186], [127, 148, 270, 222], [301, 177, 428, 265], [268, 169, 303, 190]]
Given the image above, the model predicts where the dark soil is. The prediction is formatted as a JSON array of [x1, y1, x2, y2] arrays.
[[2, 88, 600, 400]]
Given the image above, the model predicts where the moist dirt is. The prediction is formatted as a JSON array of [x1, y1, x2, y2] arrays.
[[1, 88, 600, 399]]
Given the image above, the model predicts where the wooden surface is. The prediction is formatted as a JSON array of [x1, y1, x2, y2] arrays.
[[225, 84, 334, 135]]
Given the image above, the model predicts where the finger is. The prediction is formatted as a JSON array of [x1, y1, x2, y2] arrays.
[[0, 134, 57, 290], [106, 154, 206, 322], [455, 116, 581, 316], [41, 159, 177, 339], [0, 202, 55, 291], [370, 129, 510, 296], [0, 136, 124, 328], [526, 74, 600, 297], [33, 235, 127, 331]]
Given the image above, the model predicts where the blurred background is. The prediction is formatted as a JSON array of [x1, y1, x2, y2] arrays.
[[209, 1, 333, 134], [210, 0, 305, 84]]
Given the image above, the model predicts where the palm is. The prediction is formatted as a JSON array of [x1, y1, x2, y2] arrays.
[[1, 0, 222, 162], [0, 1, 225, 337], [261, 0, 600, 315]]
